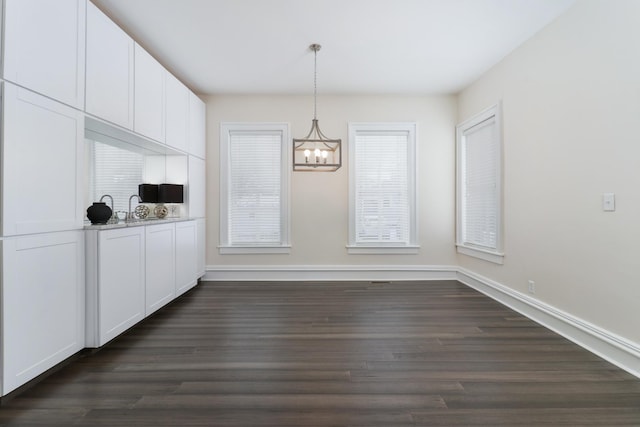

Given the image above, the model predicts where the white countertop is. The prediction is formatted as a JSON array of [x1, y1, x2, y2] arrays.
[[84, 217, 196, 230]]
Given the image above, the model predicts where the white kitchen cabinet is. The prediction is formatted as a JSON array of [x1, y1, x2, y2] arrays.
[[134, 43, 165, 143], [1, 231, 84, 395], [196, 218, 206, 278], [188, 156, 206, 218], [2, 83, 84, 236], [188, 92, 206, 158], [85, 227, 145, 347], [145, 223, 176, 316], [3, 0, 86, 109], [85, 1, 134, 130], [176, 220, 198, 296], [165, 72, 190, 152]]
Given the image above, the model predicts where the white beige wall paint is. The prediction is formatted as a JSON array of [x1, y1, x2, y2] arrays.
[[205, 94, 457, 267], [457, 0, 640, 343]]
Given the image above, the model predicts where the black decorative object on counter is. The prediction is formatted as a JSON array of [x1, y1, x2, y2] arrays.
[[139, 184, 159, 203], [158, 184, 184, 203], [86, 202, 112, 225]]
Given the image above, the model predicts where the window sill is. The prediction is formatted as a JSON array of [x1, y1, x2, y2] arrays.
[[456, 244, 504, 265], [346, 245, 420, 255], [219, 245, 291, 255]]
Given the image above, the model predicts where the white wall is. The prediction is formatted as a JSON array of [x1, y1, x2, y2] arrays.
[[205, 94, 457, 268], [457, 0, 640, 344]]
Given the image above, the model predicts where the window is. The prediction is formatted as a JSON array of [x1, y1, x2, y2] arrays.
[[89, 141, 144, 212], [348, 123, 418, 254], [219, 123, 290, 254], [456, 103, 503, 264]]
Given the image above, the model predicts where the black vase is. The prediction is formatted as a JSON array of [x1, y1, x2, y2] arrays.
[[87, 202, 112, 225]]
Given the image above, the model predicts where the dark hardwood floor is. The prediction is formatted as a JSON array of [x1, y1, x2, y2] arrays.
[[1, 280, 639, 426]]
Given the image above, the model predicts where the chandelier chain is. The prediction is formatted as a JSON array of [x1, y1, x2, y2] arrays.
[[313, 45, 317, 120]]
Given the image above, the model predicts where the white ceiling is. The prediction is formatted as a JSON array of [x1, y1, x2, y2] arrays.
[[92, 0, 576, 96]]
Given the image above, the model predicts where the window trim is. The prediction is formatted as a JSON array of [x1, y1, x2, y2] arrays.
[[219, 122, 291, 254], [456, 103, 504, 264], [347, 122, 419, 255]]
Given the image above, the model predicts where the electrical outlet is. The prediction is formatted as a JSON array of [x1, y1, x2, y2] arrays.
[[528, 280, 536, 294], [603, 193, 615, 212]]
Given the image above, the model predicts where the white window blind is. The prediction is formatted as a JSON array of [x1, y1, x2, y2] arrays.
[[348, 123, 417, 252], [90, 141, 144, 212], [461, 118, 498, 249], [355, 132, 409, 243], [219, 123, 290, 253], [228, 132, 282, 245], [456, 103, 502, 263]]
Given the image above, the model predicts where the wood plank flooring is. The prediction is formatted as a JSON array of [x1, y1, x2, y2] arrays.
[[1, 280, 639, 426]]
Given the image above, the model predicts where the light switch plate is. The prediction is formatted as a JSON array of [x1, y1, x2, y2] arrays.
[[603, 193, 615, 212]]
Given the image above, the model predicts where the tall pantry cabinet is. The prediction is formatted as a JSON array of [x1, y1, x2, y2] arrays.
[[0, 0, 87, 396], [189, 92, 207, 279], [0, 0, 207, 397]]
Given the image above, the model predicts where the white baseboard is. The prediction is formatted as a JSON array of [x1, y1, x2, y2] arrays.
[[201, 264, 640, 379], [203, 264, 458, 282], [457, 267, 640, 379]]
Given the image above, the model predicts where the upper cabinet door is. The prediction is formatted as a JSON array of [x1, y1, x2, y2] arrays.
[[2, 83, 84, 236], [134, 44, 165, 143], [188, 92, 206, 159], [85, 2, 134, 130], [3, 0, 86, 109], [165, 72, 189, 152]]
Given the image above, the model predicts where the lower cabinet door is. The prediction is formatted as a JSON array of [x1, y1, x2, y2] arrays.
[[176, 220, 197, 296], [145, 223, 176, 316], [2, 231, 84, 395], [96, 227, 145, 346], [196, 218, 206, 278]]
